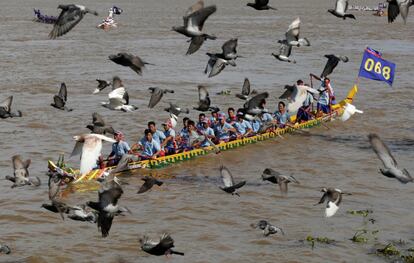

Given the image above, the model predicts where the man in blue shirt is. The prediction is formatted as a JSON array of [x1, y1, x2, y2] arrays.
[[196, 113, 205, 130], [107, 131, 132, 166], [233, 113, 253, 138], [198, 119, 216, 147], [135, 129, 161, 160], [310, 74, 335, 116], [274, 101, 291, 128], [148, 121, 166, 146], [214, 114, 236, 143], [161, 121, 177, 155]]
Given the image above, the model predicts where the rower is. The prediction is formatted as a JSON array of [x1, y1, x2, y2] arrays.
[[274, 101, 291, 128], [134, 129, 162, 160], [161, 120, 177, 155], [227, 107, 237, 125], [196, 113, 205, 130], [107, 131, 132, 166], [214, 114, 236, 143], [148, 121, 166, 146], [234, 112, 253, 138], [198, 119, 216, 147]]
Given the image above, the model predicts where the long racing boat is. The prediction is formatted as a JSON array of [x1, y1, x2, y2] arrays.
[[47, 85, 359, 185]]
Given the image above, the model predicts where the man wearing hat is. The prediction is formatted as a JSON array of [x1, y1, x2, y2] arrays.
[[107, 131, 132, 166], [161, 120, 177, 155], [214, 114, 236, 143]]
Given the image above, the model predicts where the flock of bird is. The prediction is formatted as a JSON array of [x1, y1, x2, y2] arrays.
[[1, 0, 413, 259]]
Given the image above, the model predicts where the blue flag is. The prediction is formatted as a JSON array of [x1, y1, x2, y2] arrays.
[[358, 47, 396, 86]]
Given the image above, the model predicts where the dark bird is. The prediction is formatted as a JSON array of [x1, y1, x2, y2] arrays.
[[109, 53, 153, 76], [172, 5, 217, 55], [236, 78, 251, 100], [272, 40, 295, 63], [0, 244, 11, 254], [140, 233, 184, 256], [320, 54, 349, 78], [239, 92, 269, 120], [49, 4, 98, 39], [261, 168, 299, 194], [94, 79, 111, 94], [247, 0, 277, 10], [137, 176, 164, 194], [148, 87, 175, 109], [368, 133, 412, 183], [387, 0, 413, 24], [251, 220, 284, 236], [87, 177, 129, 237], [193, 85, 218, 112], [0, 96, 22, 119], [219, 166, 246, 196], [51, 83, 72, 111], [328, 0, 356, 19], [186, 0, 204, 16], [315, 188, 351, 217], [164, 103, 189, 116], [48, 172, 63, 200], [86, 112, 115, 135], [205, 38, 240, 78], [42, 200, 97, 222], [5, 155, 40, 188]]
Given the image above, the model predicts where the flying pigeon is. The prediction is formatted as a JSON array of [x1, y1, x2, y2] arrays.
[[148, 87, 175, 108], [5, 155, 40, 188], [328, 0, 356, 19], [51, 83, 72, 111], [140, 233, 184, 256], [387, 0, 413, 24], [315, 188, 351, 217], [109, 53, 154, 75], [219, 166, 246, 196], [137, 176, 164, 194], [0, 96, 22, 119]]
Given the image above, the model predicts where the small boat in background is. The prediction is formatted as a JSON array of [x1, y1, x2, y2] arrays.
[[33, 9, 58, 24], [97, 6, 123, 31]]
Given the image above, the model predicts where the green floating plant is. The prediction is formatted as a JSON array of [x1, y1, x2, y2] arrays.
[[377, 243, 400, 256], [306, 235, 335, 249], [401, 254, 414, 263], [351, 229, 380, 243], [347, 209, 374, 217]]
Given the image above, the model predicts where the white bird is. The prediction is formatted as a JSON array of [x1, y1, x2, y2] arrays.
[[328, 0, 356, 20], [315, 188, 351, 217], [279, 84, 319, 113], [284, 17, 310, 47], [100, 80, 138, 112], [368, 133, 412, 183], [340, 103, 363, 122], [387, 0, 413, 24], [70, 134, 116, 175], [169, 113, 178, 128]]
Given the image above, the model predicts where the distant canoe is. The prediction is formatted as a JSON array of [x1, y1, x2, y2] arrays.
[[33, 9, 58, 24]]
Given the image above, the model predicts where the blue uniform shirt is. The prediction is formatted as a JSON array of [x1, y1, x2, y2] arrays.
[[234, 120, 252, 135], [200, 127, 215, 147], [164, 128, 176, 148], [274, 111, 290, 125], [139, 138, 161, 157], [250, 120, 261, 133], [152, 130, 166, 145], [214, 122, 233, 141], [111, 141, 130, 158], [261, 113, 273, 123]]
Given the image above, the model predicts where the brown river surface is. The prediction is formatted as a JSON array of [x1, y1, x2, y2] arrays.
[[1, 0, 413, 262]]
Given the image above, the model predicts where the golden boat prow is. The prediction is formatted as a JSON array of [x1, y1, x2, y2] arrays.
[[48, 85, 359, 184]]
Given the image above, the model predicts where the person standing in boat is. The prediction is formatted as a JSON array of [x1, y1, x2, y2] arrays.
[[161, 120, 177, 155], [132, 129, 162, 160], [295, 79, 315, 124], [107, 131, 132, 166], [274, 101, 291, 128], [310, 74, 335, 116]]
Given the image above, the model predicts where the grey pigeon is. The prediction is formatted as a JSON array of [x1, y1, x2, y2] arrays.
[[140, 233, 184, 256], [137, 176, 163, 194], [272, 40, 295, 63], [247, 0, 277, 10], [328, 0, 356, 19], [251, 220, 284, 236], [262, 168, 299, 194], [236, 78, 251, 100], [0, 96, 22, 119], [51, 83, 72, 111], [164, 102, 189, 116], [49, 4, 98, 39], [387, 0, 413, 24], [173, 5, 217, 55], [205, 38, 240, 78], [320, 54, 349, 78], [368, 133, 412, 183], [109, 53, 154, 76], [5, 155, 40, 188], [148, 87, 175, 108], [193, 85, 218, 112], [238, 92, 269, 120], [284, 17, 310, 47], [0, 244, 11, 254], [87, 177, 130, 237], [86, 112, 115, 135], [219, 166, 246, 196], [42, 200, 97, 223], [315, 188, 351, 217]]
